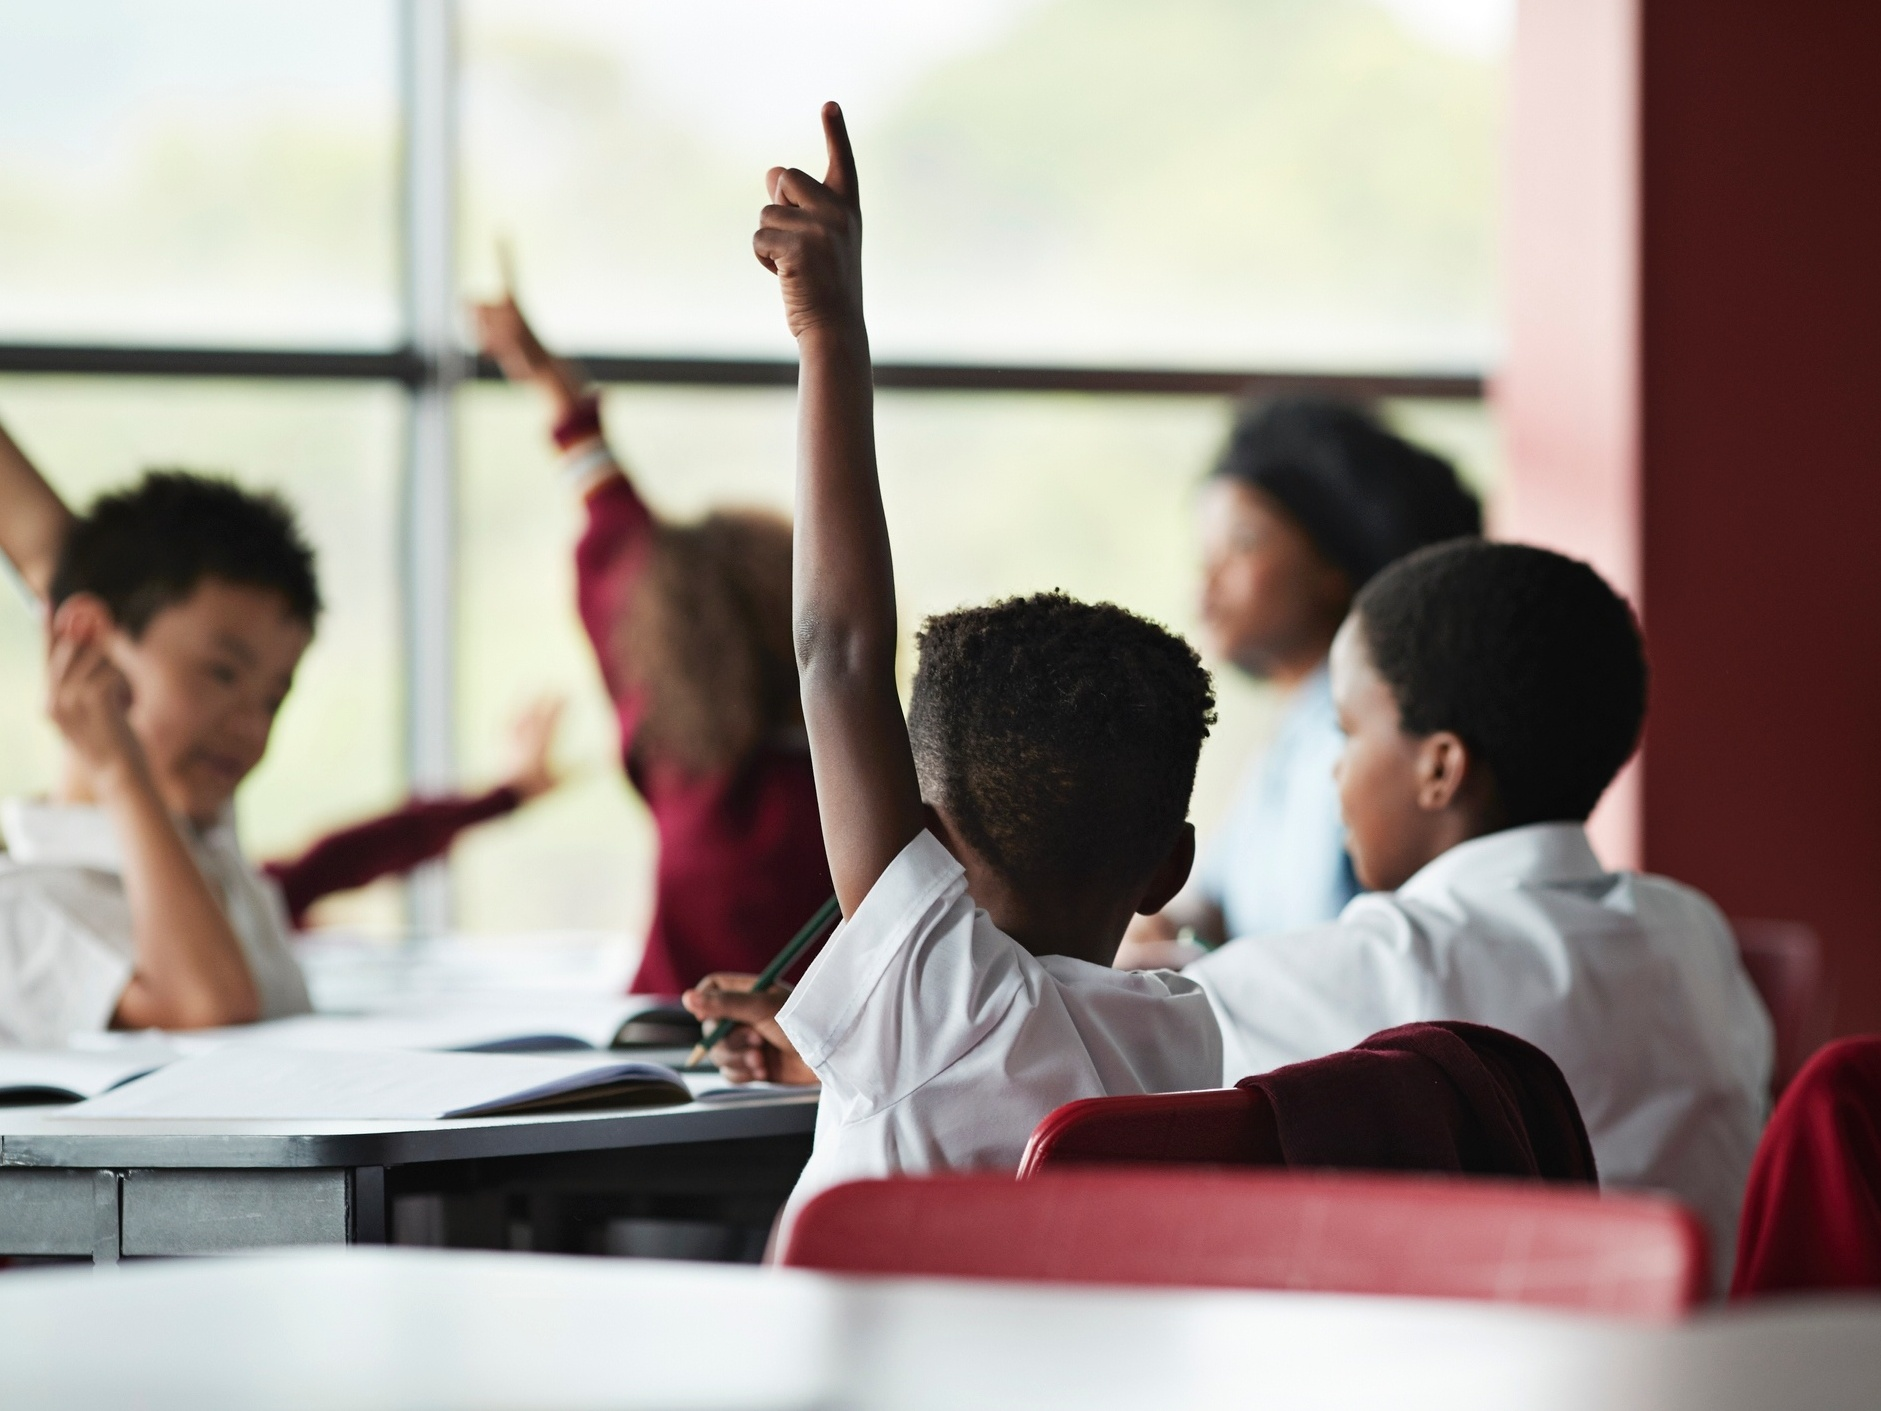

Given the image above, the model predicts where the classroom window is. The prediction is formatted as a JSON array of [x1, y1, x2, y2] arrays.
[[0, 0, 1506, 947], [0, 0, 400, 347], [459, 0, 1506, 369]]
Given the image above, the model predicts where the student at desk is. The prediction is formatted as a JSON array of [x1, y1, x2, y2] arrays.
[[696, 103, 1222, 1221], [1131, 397, 1480, 954], [469, 296, 835, 995], [0, 447, 320, 1042]]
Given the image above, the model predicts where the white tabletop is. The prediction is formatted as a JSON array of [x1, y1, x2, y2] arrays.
[[0, 1085, 819, 1169], [0, 1247, 1876, 1411]]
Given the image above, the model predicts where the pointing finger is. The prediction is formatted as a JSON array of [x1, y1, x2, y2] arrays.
[[820, 101, 857, 204]]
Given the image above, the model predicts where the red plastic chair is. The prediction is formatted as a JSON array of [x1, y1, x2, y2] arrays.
[[1732, 918, 1832, 1095], [1731, 1035, 1881, 1298], [1019, 1087, 1281, 1176], [780, 1170, 1709, 1320]]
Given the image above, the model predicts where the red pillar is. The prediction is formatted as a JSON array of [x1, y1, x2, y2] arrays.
[[1498, 0, 1881, 1032]]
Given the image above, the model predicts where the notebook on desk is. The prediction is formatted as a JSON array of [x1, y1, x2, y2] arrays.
[[85, 999, 703, 1060], [59, 1046, 693, 1120], [0, 1050, 175, 1105]]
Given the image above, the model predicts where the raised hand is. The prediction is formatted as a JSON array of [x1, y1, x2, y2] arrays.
[[501, 694, 566, 802], [469, 293, 586, 420], [754, 102, 863, 341], [45, 596, 147, 794]]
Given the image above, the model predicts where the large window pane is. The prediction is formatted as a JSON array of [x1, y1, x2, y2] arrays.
[[0, 378, 405, 930], [462, 0, 1507, 367], [456, 379, 1497, 944], [0, 0, 399, 346]]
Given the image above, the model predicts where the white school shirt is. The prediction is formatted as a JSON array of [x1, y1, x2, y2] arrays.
[[1188, 822, 1772, 1278], [0, 798, 311, 1047], [1194, 666, 1357, 937], [775, 830, 1222, 1231]]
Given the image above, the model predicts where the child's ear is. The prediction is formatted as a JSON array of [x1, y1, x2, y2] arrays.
[[1414, 731, 1472, 812], [49, 593, 117, 646], [1136, 823, 1196, 916]]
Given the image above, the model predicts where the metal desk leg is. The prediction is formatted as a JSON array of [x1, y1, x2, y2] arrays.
[[92, 1169, 120, 1268], [351, 1166, 387, 1244]]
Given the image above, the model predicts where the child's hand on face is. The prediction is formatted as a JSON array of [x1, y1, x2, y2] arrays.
[[45, 599, 148, 795], [501, 695, 566, 803], [753, 102, 863, 342], [681, 974, 819, 1086]]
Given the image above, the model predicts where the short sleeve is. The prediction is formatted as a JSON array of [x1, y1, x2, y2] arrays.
[[778, 830, 1032, 1118], [0, 878, 134, 1047]]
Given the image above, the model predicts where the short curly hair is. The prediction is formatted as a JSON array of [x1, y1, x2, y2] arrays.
[[51, 470, 321, 635], [1354, 541, 1647, 826], [907, 592, 1216, 889]]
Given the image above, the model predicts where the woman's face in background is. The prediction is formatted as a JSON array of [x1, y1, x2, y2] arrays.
[[1196, 477, 1352, 682]]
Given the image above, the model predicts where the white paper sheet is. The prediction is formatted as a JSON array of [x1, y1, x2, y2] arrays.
[[0, 1049, 177, 1102], [61, 1047, 690, 1120], [75, 997, 681, 1059]]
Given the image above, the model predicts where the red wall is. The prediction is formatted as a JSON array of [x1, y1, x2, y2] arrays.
[[1501, 0, 1881, 1031]]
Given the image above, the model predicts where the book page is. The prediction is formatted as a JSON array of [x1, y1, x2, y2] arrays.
[[61, 1047, 689, 1120], [0, 1049, 176, 1102], [149, 998, 672, 1057]]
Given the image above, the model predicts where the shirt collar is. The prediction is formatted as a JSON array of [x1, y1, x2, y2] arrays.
[[1395, 822, 1608, 903], [1, 797, 240, 874], [0, 797, 123, 872]]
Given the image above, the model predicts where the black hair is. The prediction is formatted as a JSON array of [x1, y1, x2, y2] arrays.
[[908, 593, 1216, 892], [50, 470, 322, 635], [1212, 397, 1482, 586], [1354, 540, 1648, 826]]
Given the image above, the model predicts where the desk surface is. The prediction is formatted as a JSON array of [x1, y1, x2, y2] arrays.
[[0, 1088, 819, 1169], [0, 1247, 1877, 1411]]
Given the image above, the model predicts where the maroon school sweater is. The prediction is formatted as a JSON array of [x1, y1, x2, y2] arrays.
[[574, 470, 833, 995]]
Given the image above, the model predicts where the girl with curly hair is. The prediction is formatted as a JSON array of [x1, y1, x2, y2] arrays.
[[472, 296, 832, 995]]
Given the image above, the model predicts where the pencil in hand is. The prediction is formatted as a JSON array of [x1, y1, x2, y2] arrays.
[[685, 893, 841, 1070]]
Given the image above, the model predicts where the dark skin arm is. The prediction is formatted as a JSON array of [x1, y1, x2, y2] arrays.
[[754, 103, 925, 915]]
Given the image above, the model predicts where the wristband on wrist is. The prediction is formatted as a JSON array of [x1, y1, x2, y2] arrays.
[[551, 393, 604, 450], [560, 443, 619, 494]]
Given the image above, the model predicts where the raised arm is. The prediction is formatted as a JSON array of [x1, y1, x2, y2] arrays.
[[755, 103, 924, 914], [0, 416, 74, 601], [471, 295, 592, 436]]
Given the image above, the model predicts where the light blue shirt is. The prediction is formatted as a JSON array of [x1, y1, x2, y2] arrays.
[[1196, 667, 1358, 938]]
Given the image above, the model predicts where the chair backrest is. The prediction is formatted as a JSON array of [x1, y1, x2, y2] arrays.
[[1018, 1086, 1282, 1177], [780, 1170, 1710, 1321], [1731, 1035, 1881, 1297], [1732, 918, 1832, 1094]]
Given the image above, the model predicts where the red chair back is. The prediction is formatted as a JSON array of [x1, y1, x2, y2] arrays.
[[1732, 918, 1832, 1094], [780, 1170, 1709, 1321], [1018, 1086, 1281, 1176]]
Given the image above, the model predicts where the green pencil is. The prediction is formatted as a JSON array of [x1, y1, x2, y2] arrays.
[[686, 893, 842, 1069]]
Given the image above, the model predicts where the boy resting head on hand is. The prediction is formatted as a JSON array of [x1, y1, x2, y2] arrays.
[[1, 470, 319, 1042]]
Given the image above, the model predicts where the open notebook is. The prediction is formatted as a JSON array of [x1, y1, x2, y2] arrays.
[[61, 1047, 693, 1120], [0, 1051, 174, 1105], [74, 998, 702, 1059]]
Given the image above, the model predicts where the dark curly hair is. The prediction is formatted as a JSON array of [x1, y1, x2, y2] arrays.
[[617, 508, 800, 776], [50, 470, 321, 635], [1354, 540, 1647, 826], [1212, 397, 1482, 586], [907, 592, 1216, 890]]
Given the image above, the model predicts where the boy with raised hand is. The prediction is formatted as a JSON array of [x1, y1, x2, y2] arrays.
[[0, 441, 317, 1043], [1179, 540, 1771, 1278], [744, 103, 1221, 1222]]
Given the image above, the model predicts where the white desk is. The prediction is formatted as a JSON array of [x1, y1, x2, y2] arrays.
[[0, 1090, 818, 1262], [0, 1247, 1876, 1410]]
